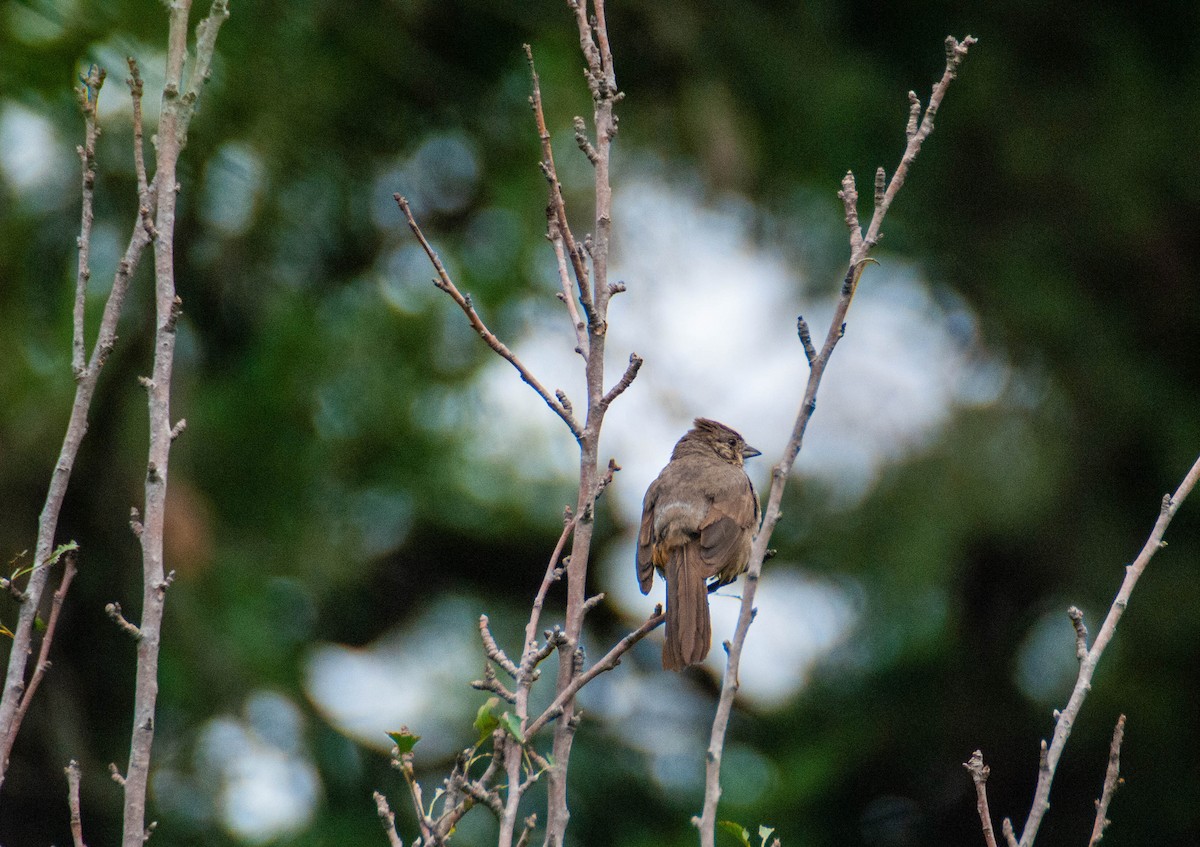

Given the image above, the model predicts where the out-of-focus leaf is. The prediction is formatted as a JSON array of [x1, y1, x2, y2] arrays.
[[499, 711, 525, 744], [719, 820, 751, 847], [386, 728, 420, 754], [474, 697, 500, 744]]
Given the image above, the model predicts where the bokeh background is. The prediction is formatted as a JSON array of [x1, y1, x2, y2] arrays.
[[2, 1, 1199, 845]]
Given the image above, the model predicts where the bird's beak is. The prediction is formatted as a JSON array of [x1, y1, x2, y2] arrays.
[[742, 444, 762, 459]]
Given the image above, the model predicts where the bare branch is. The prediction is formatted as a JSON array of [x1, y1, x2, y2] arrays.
[[526, 607, 664, 740], [121, 5, 230, 845], [1067, 606, 1089, 660], [373, 791, 405, 847], [525, 45, 594, 328], [698, 36, 976, 847], [395, 195, 583, 440], [8, 551, 79, 754], [796, 316, 816, 365], [599, 354, 642, 410], [73, 64, 105, 379], [1088, 715, 1126, 847], [106, 603, 142, 641], [521, 518, 573, 679], [66, 759, 86, 847], [859, 36, 978, 262], [479, 615, 521, 679], [837, 171, 863, 257], [964, 750, 999, 847], [471, 663, 518, 704], [516, 814, 538, 847], [1016, 454, 1200, 847]]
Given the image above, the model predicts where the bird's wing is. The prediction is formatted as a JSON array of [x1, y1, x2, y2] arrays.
[[636, 478, 658, 594], [698, 471, 758, 576]]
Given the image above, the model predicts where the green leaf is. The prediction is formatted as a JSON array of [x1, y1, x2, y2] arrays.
[[718, 821, 751, 847], [48, 540, 79, 566], [758, 825, 775, 847], [474, 697, 500, 744], [386, 728, 420, 754], [499, 711, 526, 744]]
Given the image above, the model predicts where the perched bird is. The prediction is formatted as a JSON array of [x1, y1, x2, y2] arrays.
[[637, 418, 761, 670]]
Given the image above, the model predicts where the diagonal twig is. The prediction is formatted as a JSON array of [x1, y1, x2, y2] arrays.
[[1088, 714, 1126, 847], [1015, 455, 1200, 847], [394, 195, 583, 440]]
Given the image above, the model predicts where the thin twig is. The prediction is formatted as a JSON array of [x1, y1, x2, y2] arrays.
[[526, 607, 664, 740], [66, 759, 87, 847], [121, 5, 230, 847], [394, 195, 583, 440], [521, 514, 575, 678], [73, 64, 105, 379], [10, 551, 79, 743], [964, 751, 999, 847], [1067, 606, 1089, 660], [697, 36, 975, 847], [1001, 819, 1017, 847], [1016, 455, 1200, 847], [373, 791, 405, 847], [599, 354, 643, 410], [479, 615, 521, 679], [543, 3, 623, 843], [471, 663, 518, 704], [1088, 715, 1126, 847], [516, 814, 538, 847], [796, 317, 817, 365], [857, 36, 977, 262], [526, 44, 594, 331]]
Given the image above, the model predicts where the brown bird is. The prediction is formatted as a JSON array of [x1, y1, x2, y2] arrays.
[[637, 418, 761, 670]]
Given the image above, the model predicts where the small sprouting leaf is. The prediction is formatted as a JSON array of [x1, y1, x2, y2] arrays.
[[758, 825, 775, 847], [499, 711, 526, 744], [386, 728, 420, 754], [474, 697, 500, 744], [48, 541, 79, 566], [718, 820, 751, 847]]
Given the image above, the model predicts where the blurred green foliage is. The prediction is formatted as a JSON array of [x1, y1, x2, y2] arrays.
[[2, 1, 1199, 846]]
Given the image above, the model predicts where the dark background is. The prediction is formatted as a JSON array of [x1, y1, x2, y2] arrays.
[[1, 1, 1198, 845]]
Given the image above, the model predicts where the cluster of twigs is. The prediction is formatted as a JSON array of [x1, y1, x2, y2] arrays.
[[384, 8, 984, 847], [0, 2, 229, 844], [966, 455, 1200, 847], [382, 3, 664, 847]]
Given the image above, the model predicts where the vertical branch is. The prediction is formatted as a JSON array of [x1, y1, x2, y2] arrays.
[[543, 3, 623, 844], [120, 4, 230, 846], [73, 65, 105, 378], [397, 7, 633, 846], [66, 759, 87, 847], [696, 36, 975, 847], [964, 751, 1003, 847], [373, 791, 406, 847]]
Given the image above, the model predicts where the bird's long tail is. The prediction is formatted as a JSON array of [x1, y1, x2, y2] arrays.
[[664, 543, 711, 671]]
